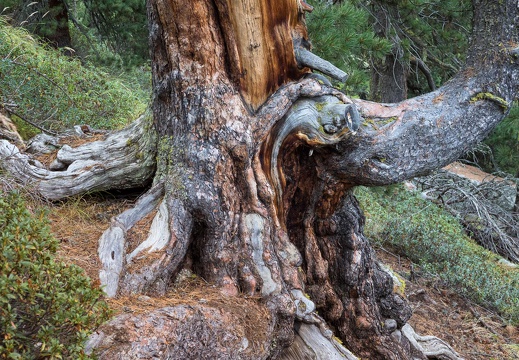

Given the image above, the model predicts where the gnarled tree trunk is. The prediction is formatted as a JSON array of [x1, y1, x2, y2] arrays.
[[1, 0, 518, 359]]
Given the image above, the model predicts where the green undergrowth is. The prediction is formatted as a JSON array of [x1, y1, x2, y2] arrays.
[[0, 17, 149, 136], [356, 185, 519, 324], [483, 102, 519, 176], [0, 190, 111, 359]]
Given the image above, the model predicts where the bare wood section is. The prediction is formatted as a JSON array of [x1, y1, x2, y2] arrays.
[[119, 197, 193, 296], [98, 184, 196, 298], [280, 322, 359, 360], [0, 114, 156, 200], [221, 0, 308, 110]]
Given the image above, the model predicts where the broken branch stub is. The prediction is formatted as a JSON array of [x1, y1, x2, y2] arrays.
[[295, 47, 348, 83]]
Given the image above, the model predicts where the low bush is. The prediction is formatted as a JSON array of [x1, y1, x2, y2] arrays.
[[483, 102, 519, 176], [356, 185, 519, 324], [0, 191, 111, 359]]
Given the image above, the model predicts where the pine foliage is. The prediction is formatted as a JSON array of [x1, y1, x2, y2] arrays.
[[81, 0, 148, 67], [484, 103, 519, 176], [307, 0, 392, 95], [307, 0, 471, 97]]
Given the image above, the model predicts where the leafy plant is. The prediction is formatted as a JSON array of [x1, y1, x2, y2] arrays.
[[356, 185, 519, 324], [0, 191, 111, 359]]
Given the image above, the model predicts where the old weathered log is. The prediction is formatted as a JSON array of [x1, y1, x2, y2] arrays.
[[414, 166, 519, 262], [0, 114, 156, 200]]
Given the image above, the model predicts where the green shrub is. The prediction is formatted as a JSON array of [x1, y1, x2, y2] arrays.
[[0, 191, 111, 359], [0, 17, 149, 134], [356, 185, 519, 324], [483, 102, 519, 176]]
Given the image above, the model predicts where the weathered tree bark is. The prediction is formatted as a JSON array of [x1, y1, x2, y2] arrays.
[[1, 0, 518, 359]]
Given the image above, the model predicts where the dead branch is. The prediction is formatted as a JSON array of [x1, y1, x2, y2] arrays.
[[414, 168, 519, 262]]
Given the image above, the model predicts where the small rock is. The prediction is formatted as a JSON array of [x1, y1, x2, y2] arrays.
[[291, 289, 315, 319], [384, 319, 398, 332], [390, 329, 402, 342], [323, 124, 338, 134], [49, 159, 67, 171]]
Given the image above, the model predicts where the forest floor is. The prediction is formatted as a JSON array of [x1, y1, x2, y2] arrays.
[[47, 192, 519, 360], [377, 249, 519, 360]]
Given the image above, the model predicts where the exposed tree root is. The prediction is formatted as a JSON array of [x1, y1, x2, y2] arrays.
[[280, 321, 359, 360], [98, 183, 165, 297], [401, 324, 463, 360], [120, 196, 193, 296], [0, 114, 156, 200]]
